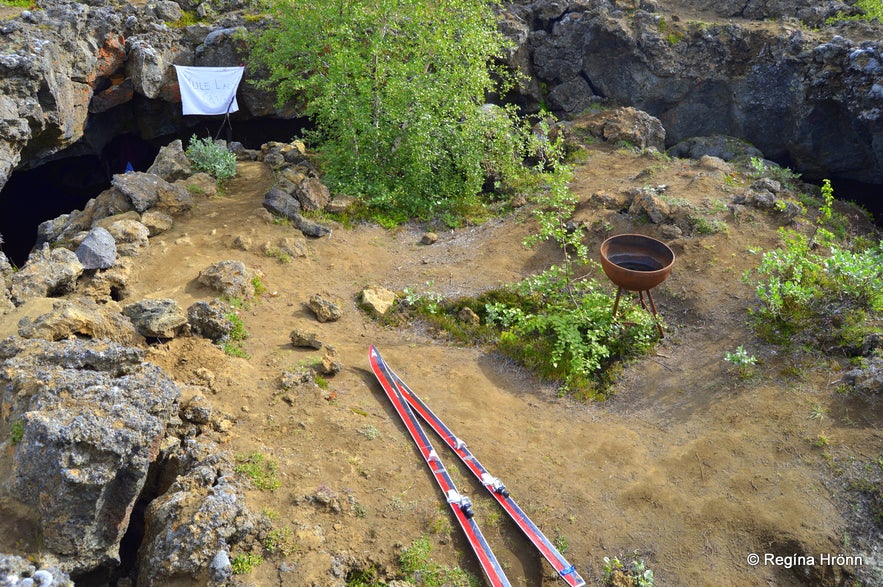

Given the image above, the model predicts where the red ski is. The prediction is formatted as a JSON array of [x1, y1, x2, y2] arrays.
[[369, 345, 512, 587], [369, 346, 585, 587]]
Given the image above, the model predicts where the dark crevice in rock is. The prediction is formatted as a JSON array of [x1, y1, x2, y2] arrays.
[[579, 71, 605, 99], [71, 452, 180, 587]]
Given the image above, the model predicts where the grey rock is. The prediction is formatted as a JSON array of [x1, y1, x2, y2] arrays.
[[568, 107, 666, 151], [292, 214, 332, 238], [151, 0, 184, 23], [10, 246, 84, 305], [75, 227, 117, 270], [262, 187, 301, 219], [197, 260, 253, 299], [511, 4, 883, 183], [667, 135, 765, 162], [138, 436, 256, 586], [0, 337, 179, 575], [123, 298, 188, 338], [182, 394, 213, 425], [187, 300, 233, 342], [111, 173, 192, 216], [147, 139, 192, 182], [209, 550, 232, 583], [111, 172, 162, 212]]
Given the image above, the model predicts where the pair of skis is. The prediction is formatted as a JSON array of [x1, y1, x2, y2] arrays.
[[368, 345, 585, 587]]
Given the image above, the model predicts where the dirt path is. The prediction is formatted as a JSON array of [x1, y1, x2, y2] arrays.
[[121, 145, 873, 586]]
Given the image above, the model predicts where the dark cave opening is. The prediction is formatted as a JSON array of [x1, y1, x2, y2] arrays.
[[0, 116, 309, 267]]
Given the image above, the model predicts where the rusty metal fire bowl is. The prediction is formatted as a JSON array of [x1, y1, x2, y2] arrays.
[[600, 234, 675, 337]]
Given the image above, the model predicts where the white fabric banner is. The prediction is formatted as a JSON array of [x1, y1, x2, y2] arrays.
[[174, 66, 244, 115]]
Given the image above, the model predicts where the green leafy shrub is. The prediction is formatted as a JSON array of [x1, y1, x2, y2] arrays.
[[746, 203, 883, 347], [231, 552, 264, 574], [246, 0, 535, 226], [603, 553, 655, 587], [222, 311, 250, 358], [827, 0, 883, 22], [486, 266, 657, 395], [185, 135, 237, 182]]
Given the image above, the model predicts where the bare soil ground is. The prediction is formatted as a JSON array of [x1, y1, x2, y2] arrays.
[[116, 142, 881, 586]]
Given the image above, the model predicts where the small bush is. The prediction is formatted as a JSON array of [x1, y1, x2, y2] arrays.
[[746, 228, 883, 347], [185, 135, 237, 182], [231, 552, 264, 575]]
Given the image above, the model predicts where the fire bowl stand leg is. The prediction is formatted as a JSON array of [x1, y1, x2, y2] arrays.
[[611, 286, 665, 338]]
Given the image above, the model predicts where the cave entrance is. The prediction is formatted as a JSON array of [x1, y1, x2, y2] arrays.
[[0, 116, 309, 267]]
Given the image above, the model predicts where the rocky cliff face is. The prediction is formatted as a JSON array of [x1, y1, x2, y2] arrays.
[[0, 0, 881, 194], [0, 0, 283, 193], [502, 0, 883, 183]]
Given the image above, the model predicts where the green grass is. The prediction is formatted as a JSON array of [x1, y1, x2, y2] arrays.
[[398, 536, 477, 587], [0, 0, 33, 8], [234, 452, 282, 491], [222, 311, 250, 358]]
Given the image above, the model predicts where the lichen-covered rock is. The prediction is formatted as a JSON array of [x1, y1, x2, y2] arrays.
[[9, 246, 84, 305], [0, 336, 179, 575], [111, 173, 192, 216], [123, 298, 188, 338], [175, 172, 218, 199], [289, 326, 323, 349], [107, 218, 150, 257], [187, 300, 233, 342], [147, 139, 192, 182], [629, 186, 672, 224], [141, 209, 174, 236], [17, 296, 141, 344], [845, 356, 883, 394], [197, 260, 253, 299], [293, 176, 331, 212], [667, 135, 765, 162], [308, 293, 342, 323], [138, 437, 256, 586], [568, 107, 666, 151]]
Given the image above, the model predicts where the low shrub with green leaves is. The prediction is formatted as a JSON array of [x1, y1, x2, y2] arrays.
[[185, 135, 237, 182], [486, 267, 658, 395], [745, 181, 883, 348]]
